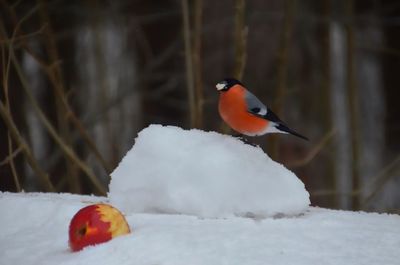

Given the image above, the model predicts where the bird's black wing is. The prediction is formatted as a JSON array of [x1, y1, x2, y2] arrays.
[[263, 108, 309, 141], [244, 89, 309, 140], [262, 107, 283, 123]]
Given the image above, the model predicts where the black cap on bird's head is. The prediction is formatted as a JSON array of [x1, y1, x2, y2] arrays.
[[216, 78, 243, 91]]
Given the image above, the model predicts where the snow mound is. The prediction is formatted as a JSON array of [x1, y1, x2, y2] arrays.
[[108, 124, 310, 218]]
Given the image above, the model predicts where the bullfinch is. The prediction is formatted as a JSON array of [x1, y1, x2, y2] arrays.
[[216, 78, 308, 141]]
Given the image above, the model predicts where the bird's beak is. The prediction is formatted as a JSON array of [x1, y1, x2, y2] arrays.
[[216, 82, 226, 91]]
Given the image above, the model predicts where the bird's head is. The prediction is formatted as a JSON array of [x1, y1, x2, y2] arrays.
[[216, 78, 242, 92]]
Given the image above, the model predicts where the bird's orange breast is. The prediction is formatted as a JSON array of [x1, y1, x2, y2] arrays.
[[218, 85, 268, 136]]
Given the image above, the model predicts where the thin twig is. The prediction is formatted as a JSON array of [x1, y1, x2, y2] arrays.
[[361, 156, 400, 209], [192, 0, 203, 128], [274, 0, 295, 112], [309, 155, 400, 208], [22, 48, 112, 175], [39, 0, 81, 193], [311, 190, 359, 197], [233, 0, 247, 80], [65, 110, 112, 173], [320, 0, 336, 208], [0, 101, 54, 191], [144, 39, 179, 72], [269, 0, 296, 159], [358, 44, 400, 57], [0, 145, 23, 166], [8, 47, 106, 195], [10, 0, 24, 8], [0, 18, 21, 191], [7, 133, 21, 191], [345, 0, 361, 210], [9, 2, 41, 37], [288, 128, 336, 167], [128, 16, 154, 65], [181, 0, 196, 127], [0, 24, 46, 45], [5, 0, 112, 178], [87, 0, 117, 166]]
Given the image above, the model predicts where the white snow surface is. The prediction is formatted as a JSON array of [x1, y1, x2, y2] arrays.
[[109, 124, 310, 218], [1, 192, 400, 265]]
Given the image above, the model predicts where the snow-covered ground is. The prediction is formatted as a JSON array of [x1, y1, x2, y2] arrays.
[[1, 192, 399, 265], [1, 125, 399, 264]]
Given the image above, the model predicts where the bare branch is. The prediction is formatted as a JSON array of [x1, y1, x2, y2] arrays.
[[0, 101, 54, 191], [4, 0, 112, 180], [311, 190, 359, 197], [181, 0, 196, 127], [0, 24, 46, 45], [38, 0, 80, 192], [8, 46, 106, 195], [269, 0, 296, 159], [361, 156, 400, 209], [233, 0, 247, 80], [0, 16, 21, 191], [193, 0, 203, 128], [0, 145, 23, 167], [7, 133, 21, 191], [345, 0, 361, 210], [288, 128, 336, 167]]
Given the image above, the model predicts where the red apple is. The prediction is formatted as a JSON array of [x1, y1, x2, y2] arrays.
[[68, 204, 130, 252]]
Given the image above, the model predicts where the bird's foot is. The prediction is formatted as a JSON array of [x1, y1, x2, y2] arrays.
[[234, 134, 259, 147]]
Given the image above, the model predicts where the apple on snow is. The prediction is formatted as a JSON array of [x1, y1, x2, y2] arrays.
[[68, 204, 130, 252]]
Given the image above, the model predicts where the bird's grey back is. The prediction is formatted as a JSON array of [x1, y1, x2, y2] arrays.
[[244, 90, 268, 116]]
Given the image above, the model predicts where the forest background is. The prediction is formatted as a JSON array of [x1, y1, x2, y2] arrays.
[[1, 0, 399, 213]]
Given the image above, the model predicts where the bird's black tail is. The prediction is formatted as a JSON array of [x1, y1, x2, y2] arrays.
[[276, 123, 309, 141]]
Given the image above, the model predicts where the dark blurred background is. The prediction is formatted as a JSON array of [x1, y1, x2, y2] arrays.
[[1, 0, 399, 213]]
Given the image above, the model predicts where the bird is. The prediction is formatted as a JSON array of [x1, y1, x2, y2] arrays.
[[216, 78, 308, 141]]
